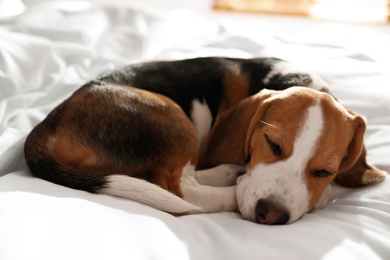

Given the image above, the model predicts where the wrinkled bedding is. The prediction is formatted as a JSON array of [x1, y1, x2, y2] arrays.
[[0, 2, 389, 259]]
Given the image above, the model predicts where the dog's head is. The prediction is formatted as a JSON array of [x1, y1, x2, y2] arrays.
[[199, 87, 386, 224]]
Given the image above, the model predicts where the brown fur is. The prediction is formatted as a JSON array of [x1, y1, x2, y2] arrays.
[[199, 88, 386, 211]]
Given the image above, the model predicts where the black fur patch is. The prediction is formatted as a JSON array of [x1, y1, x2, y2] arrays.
[[98, 57, 289, 121], [266, 73, 313, 90]]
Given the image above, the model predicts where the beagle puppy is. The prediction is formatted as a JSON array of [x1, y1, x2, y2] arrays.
[[24, 57, 386, 225]]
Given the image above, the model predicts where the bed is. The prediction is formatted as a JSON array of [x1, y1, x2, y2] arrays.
[[0, 1, 389, 259]]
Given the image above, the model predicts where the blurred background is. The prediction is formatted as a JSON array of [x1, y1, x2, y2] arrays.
[[1, 0, 389, 25]]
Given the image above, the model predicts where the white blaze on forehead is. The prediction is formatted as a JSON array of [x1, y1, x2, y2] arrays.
[[290, 102, 324, 169], [237, 101, 324, 223]]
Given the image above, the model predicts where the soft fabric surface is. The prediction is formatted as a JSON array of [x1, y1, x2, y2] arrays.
[[0, 2, 389, 259]]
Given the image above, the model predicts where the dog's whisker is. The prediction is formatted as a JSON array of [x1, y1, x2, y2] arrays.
[[260, 120, 277, 128], [258, 121, 287, 141]]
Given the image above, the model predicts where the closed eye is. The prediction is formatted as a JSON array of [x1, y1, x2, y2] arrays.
[[265, 134, 282, 156], [312, 170, 334, 178]]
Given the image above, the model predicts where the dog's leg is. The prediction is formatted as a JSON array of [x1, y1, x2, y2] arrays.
[[180, 163, 238, 213], [194, 164, 245, 187]]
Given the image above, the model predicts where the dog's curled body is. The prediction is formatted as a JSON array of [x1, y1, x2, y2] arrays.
[[24, 57, 386, 224], [26, 57, 319, 191]]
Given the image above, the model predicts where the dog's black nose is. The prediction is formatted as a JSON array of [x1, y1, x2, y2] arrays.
[[255, 199, 290, 225]]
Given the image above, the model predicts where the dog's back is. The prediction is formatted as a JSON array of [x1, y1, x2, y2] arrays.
[[98, 57, 321, 117]]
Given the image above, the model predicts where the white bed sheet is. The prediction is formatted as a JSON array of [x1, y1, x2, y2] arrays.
[[0, 2, 389, 260]]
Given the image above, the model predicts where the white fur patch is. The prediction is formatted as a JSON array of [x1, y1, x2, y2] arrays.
[[190, 99, 212, 147], [263, 61, 328, 91], [101, 175, 202, 214], [237, 102, 324, 223], [181, 162, 237, 213], [195, 164, 245, 187]]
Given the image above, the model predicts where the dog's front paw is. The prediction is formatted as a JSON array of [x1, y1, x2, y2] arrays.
[[213, 164, 246, 186], [195, 164, 246, 187]]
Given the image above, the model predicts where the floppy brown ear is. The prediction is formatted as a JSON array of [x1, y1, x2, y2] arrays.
[[197, 89, 275, 169], [334, 112, 387, 187]]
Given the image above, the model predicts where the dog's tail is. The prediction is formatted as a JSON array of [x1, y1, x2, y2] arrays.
[[25, 153, 202, 214], [24, 127, 202, 215], [100, 175, 202, 214]]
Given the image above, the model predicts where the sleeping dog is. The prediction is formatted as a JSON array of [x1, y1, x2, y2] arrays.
[[24, 57, 386, 225]]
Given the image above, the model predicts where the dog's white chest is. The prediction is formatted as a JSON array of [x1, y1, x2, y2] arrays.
[[190, 99, 212, 147]]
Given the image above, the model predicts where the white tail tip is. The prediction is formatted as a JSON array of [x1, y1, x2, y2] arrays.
[[100, 175, 203, 214]]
